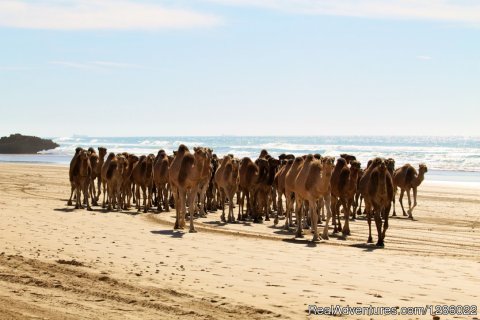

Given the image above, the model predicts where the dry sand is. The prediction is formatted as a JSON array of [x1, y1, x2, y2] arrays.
[[0, 163, 479, 319]]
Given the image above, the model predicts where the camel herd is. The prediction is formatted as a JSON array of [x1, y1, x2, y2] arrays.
[[67, 145, 428, 246]]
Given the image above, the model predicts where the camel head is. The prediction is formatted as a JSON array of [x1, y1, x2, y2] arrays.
[[419, 163, 428, 174], [75, 147, 84, 155], [122, 152, 129, 158], [313, 153, 322, 160], [340, 153, 356, 164], [378, 160, 387, 173], [79, 149, 89, 161], [322, 156, 335, 171], [350, 160, 361, 172], [335, 157, 347, 169], [98, 147, 107, 157], [117, 155, 126, 165], [385, 158, 395, 174], [87, 147, 96, 155], [128, 154, 139, 164], [107, 152, 116, 161], [177, 144, 189, 155], [259, 149, 269, 159]]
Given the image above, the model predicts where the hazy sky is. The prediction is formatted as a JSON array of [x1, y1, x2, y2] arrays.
[[0, 0, 479, 137]]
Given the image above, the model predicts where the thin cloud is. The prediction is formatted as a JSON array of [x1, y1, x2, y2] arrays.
[[49, 61, 142, 69], [416, 55, 432, 60], [208, 0, 480, 24], [0, 0, 221, 30]]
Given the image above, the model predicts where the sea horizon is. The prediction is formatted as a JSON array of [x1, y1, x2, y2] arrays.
[[1, 135, 479, 185]]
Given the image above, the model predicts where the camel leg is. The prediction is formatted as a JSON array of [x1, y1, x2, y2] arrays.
[[374, 209, 384, 247], [228, 192, 235, 223], [84, 181, 92, 211], [274, 191, 282, 225], [173, 188, 181, 229], [272, 188, 277, 212], [406, 188, 412, 218], [75, 183, 82, 209], [68, 184, 75, 206], [163, 186, 169, 212], [331, 198, 338, 233], [102, 180, 107, 208], [310, 200, 319, 242], [341, 199, 350, 236], [410, 187, 417, 219], [392, 191, 397, 216], [145, 185, 151, 213], [136, 185, 141, 211], [321, 195, 332, 240], [220, 190, 226, 222], [399, 189, 407, 216], [283, 194, 291, 230], [188, 189, 197, 233], [382, 209, 389, 243], [336, 201, 342, 232], [265, 192, 271, 221], [294, 198, 303, 238], [366, 203, 373, 243]]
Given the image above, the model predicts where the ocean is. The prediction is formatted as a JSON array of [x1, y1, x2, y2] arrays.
[[1, 136, 479, 185]]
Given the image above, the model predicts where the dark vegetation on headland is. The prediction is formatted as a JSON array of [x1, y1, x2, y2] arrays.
[[0, 133, 59, 154]]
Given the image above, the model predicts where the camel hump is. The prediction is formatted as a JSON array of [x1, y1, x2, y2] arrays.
[[106, 161, 117, 180], [305, 162, 321, 190], [178, 154, 194, 184], [404, 165, 416, 185]]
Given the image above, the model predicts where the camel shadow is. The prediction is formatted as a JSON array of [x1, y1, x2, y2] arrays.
[[282, 238, 320, 247], [349, 243, 384, 252], [54, 207, 76, 213], [150, 230, 185, 238], [203, 221, 228, 227]]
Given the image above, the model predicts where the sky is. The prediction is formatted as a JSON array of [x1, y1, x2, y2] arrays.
[[0, 0, 479, 137]]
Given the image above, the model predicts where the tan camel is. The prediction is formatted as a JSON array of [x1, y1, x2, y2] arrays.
[[238, 157, 259, 221], [273, 159, 293, 225], [393, 163, 428, 219], [331, 159, 361, 236], [214, 155, 240, 223], [362, 159, 394, 246], [153, 150, 170, 212], [106, 155, 126, 211], [284, 157, 304, 230], [67, 147, 83, 206], [293, 155, 335, 241], [72, 149, 92, 211], [169, 145, 209, 232]]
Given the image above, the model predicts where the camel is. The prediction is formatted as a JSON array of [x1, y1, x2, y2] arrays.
[[214, 155, 240, 223], [100, 152, 116, 208], [361, 159, 394, 246], [273, 159, 293, 224], [252, 158, 271, 223], [96, 147, 107, 201], [293, 155, 335, 241], [131, 154, 154, 213], [331, 159, 361, 236], [169, 145, 209, 232], [195, 148, 213, 218], [120, 154, 138, 209], [153, 150, 170, 212], [284, 157, 304, 230], [87, 149, 99, 206], [67, 147, 83, 206], [72, 149, 92, 211], [106, 155, 126, 211], [393, 163, 428, 219], [206, 154, 219, 211], [238, 157, 259, 221]]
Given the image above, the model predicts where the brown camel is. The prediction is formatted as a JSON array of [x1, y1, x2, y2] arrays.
[[331, 159, 361, 236], [121, 154, 138, 209], [67, 147, 83, 206], [195, 148, 213, 218], [214, 155, 240, 223], [169, 145, 209, 232], [284, 157, 304, 230], [87, 149, 99, 206], [238, 157, 259, 221], [96, 147, 107, 201], [252, 158, 270, 223], [293, 155, 335, 241], [106, 155, 126, 211], [153, 150, 170, 212], [206, 154, 219, 212], [362, 159, 394, 246], [393, 163, 428, 219], [131, 154, 154, 213], [100, 152, 116, 208], [72, 149, 92, 211]]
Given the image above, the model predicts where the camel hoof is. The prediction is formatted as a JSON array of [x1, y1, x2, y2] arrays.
[[87, 207, 93, 211], [321, 233, 329, 240], [403, 212, 407, 217], [189, 228, 197, 233], [221, 215, 226, 222], [342, 230, 350, 236], [392, 212, 396, 216], [367, 237, 373, 243], [67, 200, 72, 206], [408, 215, 413, 220], [295, 232, 304, 238], [376, 241, 384, 247], [312, 236, 320, 242]]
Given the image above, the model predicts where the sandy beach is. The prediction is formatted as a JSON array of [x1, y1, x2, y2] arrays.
[[0, 163, 479, 319]]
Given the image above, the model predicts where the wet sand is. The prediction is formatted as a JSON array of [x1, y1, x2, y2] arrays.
[[0, 163, 479, 319]]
